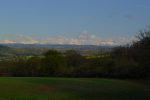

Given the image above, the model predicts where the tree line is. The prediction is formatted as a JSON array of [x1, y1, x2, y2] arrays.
[[0, 30, 150, 78]]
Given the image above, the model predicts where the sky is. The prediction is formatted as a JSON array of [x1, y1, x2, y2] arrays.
[[0, 0, 150, 45]]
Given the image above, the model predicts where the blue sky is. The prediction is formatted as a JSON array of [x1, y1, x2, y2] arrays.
[[0, 0, 150, 45]]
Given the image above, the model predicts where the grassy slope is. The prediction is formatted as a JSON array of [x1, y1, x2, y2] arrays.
[[0, 77, 150, 100]]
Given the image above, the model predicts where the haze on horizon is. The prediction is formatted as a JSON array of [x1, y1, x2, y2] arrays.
[[0, 0, 150, 45]]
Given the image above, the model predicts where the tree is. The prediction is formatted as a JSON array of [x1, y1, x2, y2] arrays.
[[40, 50, 67, 76], [65, 50, 84, 67], [131, 30, 150, 77], [65, 50, 85, 76], [27, 56, 42, 76]]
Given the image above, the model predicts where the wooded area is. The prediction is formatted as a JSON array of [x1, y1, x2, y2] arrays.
[[0, 30, 150, 78]]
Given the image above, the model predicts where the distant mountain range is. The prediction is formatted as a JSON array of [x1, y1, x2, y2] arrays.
[[0, 44, 48, 57], [2, 43, 114, 50], [0, 44, 115, 58], [0, 44, 15, 57]]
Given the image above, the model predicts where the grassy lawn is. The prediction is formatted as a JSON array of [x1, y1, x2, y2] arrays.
[[0, 77, 150, 100]]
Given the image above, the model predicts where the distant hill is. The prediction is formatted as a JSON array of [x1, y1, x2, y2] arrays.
[[0, 44, 48, 57], [0, 44, 115, 57], [0, 44, 15, 57], [3, 43, 114, 50]]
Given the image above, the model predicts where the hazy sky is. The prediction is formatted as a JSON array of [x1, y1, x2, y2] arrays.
[[0, 0, 150, 45]]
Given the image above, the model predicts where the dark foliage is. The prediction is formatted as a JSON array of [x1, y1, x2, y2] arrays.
[[0, 30, 150, 78]]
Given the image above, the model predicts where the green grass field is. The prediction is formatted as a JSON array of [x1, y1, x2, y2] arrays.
[[0, 77, 150, 100]]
